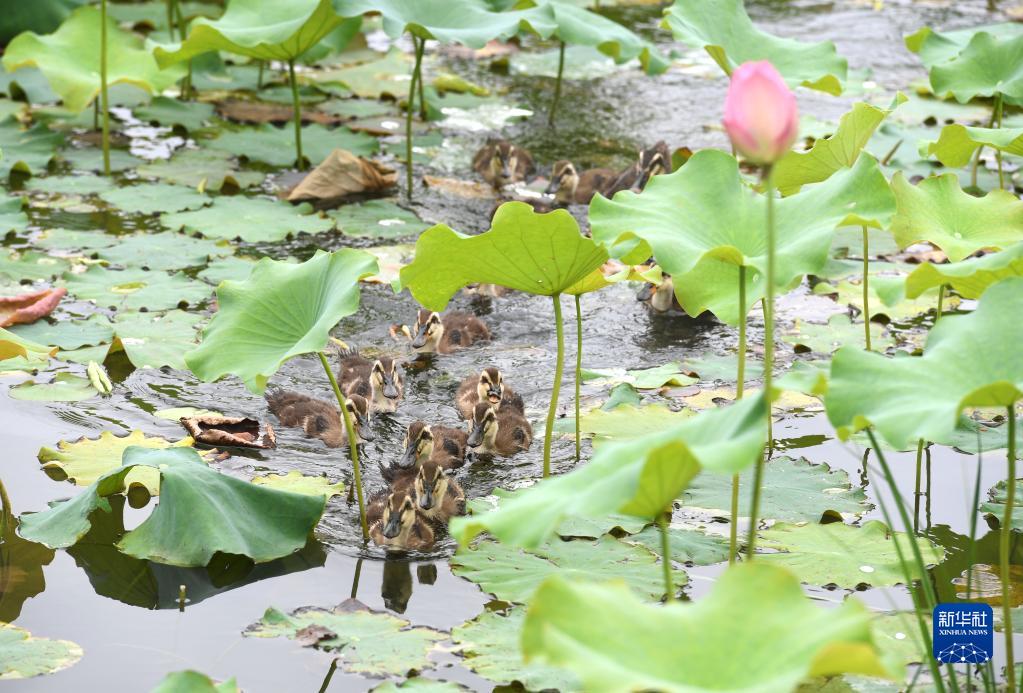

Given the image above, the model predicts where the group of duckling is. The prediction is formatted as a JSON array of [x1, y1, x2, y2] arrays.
[[472, 139, 671, 206], [264, 310, 531, 552]]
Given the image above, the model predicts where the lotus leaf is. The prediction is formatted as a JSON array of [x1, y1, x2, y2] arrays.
[[400, 202, 608, 308], [0, 326, 56, 364], [451, 609, 580, 692], [449, 393, 767, 547], [96, 232, 230, 271], [371, 680, 468, 692], [10, 314, 113, 351], [186, 249, 378, 392], [60, 266, 211, 311], [61, 147, 141, 173], [661, 0, 847, 95], [314, 49, 409, 99], [151, 671, 239, 693], [198, 256, 260, 285], [135, 97, 215, 132], [0, 197, 28, 233], [26, 174, 114, 196], [0, 119, 64, 176], [522, 564, 900, 693], [162, 196, 334, 242], [783, 315, 892, 355], [136, 149, 264, 191], [20, 446, 325, 566], [929, 32, 1023, 103], [905, 243, 1023, 300], [757, 521, 944, 588], [0, 623, 82, 680], [9, 372, 98, 402], [330, 200, 430, 239], [98, 182, 210, 215], [589, 150, 893, 325], [979, 479, 1023, 531], [558, 404, 693, 442], [32, 228, 117, 252], [451, 535, 685, 603], [204, 123, 378, 167], [682, 352, 763, 382], [111, 310, 203, 370], [826, 278, 1023, 448], [581, 362, 696, 389], [467, 490, 648, 539], [245, 601, 444, 676], [2, 6, 184, 113], [924, 124, 1023, 168], [251, 471, 345, 499], [626, 524, 730, 566], [154, 0, 343, 65], [905, 23, 1023, 70]]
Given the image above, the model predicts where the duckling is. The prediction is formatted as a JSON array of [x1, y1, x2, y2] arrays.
[[369, 490, 436, 551], [638, 274, 684, 313], [265, 389, 375, 448], [545, 160, 616, 206], [466, 401, 533, 457], [473, 140, 535, 189], [337, 346, 405, 413], [392, 420, 469, 477], [604, 141, 671, 197], [411, 309, 490, 354], [455, 367, 524, 419], [410, 460, 465, 527]]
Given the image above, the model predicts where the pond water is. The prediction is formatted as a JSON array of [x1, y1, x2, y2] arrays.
[[3, 0, 1020, 690]]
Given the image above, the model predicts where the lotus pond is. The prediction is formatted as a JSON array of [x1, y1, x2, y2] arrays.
[[5, 0, 1023, 691]]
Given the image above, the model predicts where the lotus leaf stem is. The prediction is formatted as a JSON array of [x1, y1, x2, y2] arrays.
[[729, 264, 747, 564], [350, 557, 363, 598], [317, 658, 339, 693], [1001, 408, 1017, 690], [318, 351, 368, 541], [549, 40, 566, 126], [257, 60, 264, 90], [994, 93, 1005, 190], [574, 294, 582, 463], [970, 100, 999, 188], [165, 0, 175, 39], [288, 59, 304, 170], [405, 35, 426, 202], [100, 0, 111, 176], [417, 37, 427, 120], [913, 438, 923, 532], [936, 283, 945, 321], [178, 584, 186, 611], [862, 226, 872, 351], [0, 476, 10, 538], [965, 430, 983, 610], [658, 508, 673, 602], [543, 294, 566, 478]]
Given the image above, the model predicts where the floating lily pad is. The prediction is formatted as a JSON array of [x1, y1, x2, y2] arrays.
[[556, 404, 693, 442], [0, 120, 64, 176], [96, 232, 230, 271], [61, 265, 211, 311], [204, 123, 377, 167], [137, 149, 263, 191], [162, 195, 334, 242], [25, 174, 115, 196], [98, 182, 210, 215], [757, 521, 944, 587], [371, 680, 467, 693], [582, 362, 696, 389], [0, 327, 56, 363], [10, 314, 113, 351], [9, 372, 98, 402], [330, 200, 429, 239], [251, 471, 344, 499], [150, 670, 239, 693], [681, 456, 871, 523], [0, 250, 69, 282], [626, 524, 730, 566], [112, 310, 202, 370], [451, 535, 685, 603], [979, 479, 1023, 531], [0, 623, 83, 680], [245, 600, 444, 676], [0, 197, 28, 232], [60, 147, 141, 173], [783, 315, 892, 355], [135, 97, 216, 132], [198, 256, 262, 285], [468, 490, 648, 540], [314, 49, 409, 99], [682, 353, 763, 382]]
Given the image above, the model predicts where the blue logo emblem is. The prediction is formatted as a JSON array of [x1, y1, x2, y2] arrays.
[[933, 603, 993, 663]]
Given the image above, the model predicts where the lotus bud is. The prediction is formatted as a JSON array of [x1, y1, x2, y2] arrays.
[[722, 61, 799, 165]]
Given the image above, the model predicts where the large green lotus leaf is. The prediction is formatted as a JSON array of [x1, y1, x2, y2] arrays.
[[151, 670, 239, 693], [38, 429, 199, 495], [136, 149, 264, 191], [681, 456, 870, 523], [251, 470, 345, 499], [452, 535, 685, 603], [186, 249, 377, 393], [626, 524, 730, 566], [905, 23, 1023, 70], [452, 609, 580, 692], [2, 6, 184, 113], [979, 478, 1023, 531], [162, 196, 334, 242], [905, 243, 1023, 300], [0, 119, 64, 176], [449, 393, 767, 548], [928, 32, 1023, 103], [757, 521, 944, 588], [112, 310, 202, 370], [330, 200, 430, 239], [205, 124, 378, 168], [826, 278, 1023, 449], [661, 0, 847, 95], [589, 150, 892, 325], [245, 602, 444, 676], [0, 327, 56, 362], [0, 623, 83, 680], [96, 232, 231, 271], [521, 564, 900, 693], [9, 314, 112, 350], [135, 97, 216, 132], [924, 124, 1023, 169], [98, 182, 210, 215], [783, 315, 892, 356], [9, 372, 97, 402], [889, 171, 1023, 262], [154, 0, 342, 65], [20, 446, 325, 566], [61, 266, 211, 311]]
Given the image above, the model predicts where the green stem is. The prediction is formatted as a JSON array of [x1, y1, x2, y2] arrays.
[[862, 226, 872, 351], [574, 294, 582, 464], [257, 60, 264, 90], [729, 265, 747, 565], [544, 294, 566, 478], [350, 557, 363, 599], [318, 351, 368, 541], [417, 37, 427, 120], [405, 36, 425, 202], [995, 92, 1005, 190], [913, 439, 923, 532], [658, 508, 673, 602], [1002, 408, 1017, 690], [100, 0, 110, 176], [317, 659, 339, 693], [165, 0, 175, 39], [746, 167, 775, 560], [288, 59, 304, 169], [971, 103, 999, 188], [549, 40, 565, 126], [936, 283, 945, 321], [0, 476, 11, 538]]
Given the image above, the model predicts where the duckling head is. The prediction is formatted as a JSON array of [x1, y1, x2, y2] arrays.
[[636, 143, 669, 190], [414, 460, 448, 511], [345, 395, 374, 442], [467, 401, 498, 449], [372, 356, 404, 400], [382, 491, 416, 540], [477, 367, 505, 406], [649, 275, 676, 313], [400, 420, 433, 469], [545, 160, 578, 203], [411, 309, 443, 351]]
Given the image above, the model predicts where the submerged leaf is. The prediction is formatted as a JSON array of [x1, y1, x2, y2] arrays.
[[0, 623, 83, 680]]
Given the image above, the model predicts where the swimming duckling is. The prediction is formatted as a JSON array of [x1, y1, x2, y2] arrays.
[[337, 346, 404, 413], [638, 274, 684, 313], [409, 460, 465, 527], [411, 309, 490, 354], [455, 367, 524, 419], [604, 141, 671, 197], [265, 389, 375, 448], [393, 420, 469, 477], [369, 490, 436, 551], [473, 140, 535, 189], [545, 160, 616, 206], [466, 401, 533, 457]]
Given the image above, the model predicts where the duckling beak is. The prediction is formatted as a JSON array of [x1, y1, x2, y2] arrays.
[[411, 324, 429, 349], [545, 173, 563, 195], [383, 376, 400, 399], [500, 163, 512, 181], [398, 440, 418, 469], [486, 386, 502, 404], [637, 283, 653, 302], [418, 485, 434, 510], [467, 422, 485, 449], [357, 415, 375, 442], [383, 513, 402, 539]]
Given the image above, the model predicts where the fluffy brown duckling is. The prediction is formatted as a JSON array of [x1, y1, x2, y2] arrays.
[[408, 460, 465, 528], [410, 309, 491, 354], [473, 140, 535, 189], [265, 389, 374, 448], [604, 141, 671, 197], [466, 401, 533, 457], [545, 160, 616, 206], [368, 490, 436, 551], [336, 346, 404, 413], [455, 367, 524, 419], [392, 420, 468, 477], [638, 274, 684, 313]]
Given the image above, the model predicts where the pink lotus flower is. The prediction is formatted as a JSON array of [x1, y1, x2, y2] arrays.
[[723, 61, 799, 164]]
